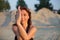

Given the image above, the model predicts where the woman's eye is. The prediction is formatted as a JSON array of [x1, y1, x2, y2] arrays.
[[24, 14, 26, 16]]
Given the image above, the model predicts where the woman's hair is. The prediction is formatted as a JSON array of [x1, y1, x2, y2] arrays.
[[20, 7, 32, 33], [14, 7, 32, 33]]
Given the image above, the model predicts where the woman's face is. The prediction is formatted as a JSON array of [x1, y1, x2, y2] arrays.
[[21, 10, 29, 24]]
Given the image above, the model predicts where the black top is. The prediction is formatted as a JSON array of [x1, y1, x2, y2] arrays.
[[13, 24, 33, 40], [15, 36, 33, 40]]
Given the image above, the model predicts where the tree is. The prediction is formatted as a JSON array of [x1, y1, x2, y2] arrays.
[[4, 0, 10, 10], [16, 0, 28, 9], [0, 0, 10, 12], [57, 9, 60, 14], [35, 0, 53, 11]]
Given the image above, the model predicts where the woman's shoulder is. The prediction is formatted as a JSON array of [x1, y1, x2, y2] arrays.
[[30, 25, 37, 33], [12, 23, 17, 29], [12, 23, 18, 26], [30, 25, 37, 29]]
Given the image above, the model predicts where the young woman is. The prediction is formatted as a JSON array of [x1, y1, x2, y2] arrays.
[[12, 6, 37, 40]]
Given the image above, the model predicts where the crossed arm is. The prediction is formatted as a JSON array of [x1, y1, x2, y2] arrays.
[[16, 23, 37, 40], [12, 24, 37, 40]]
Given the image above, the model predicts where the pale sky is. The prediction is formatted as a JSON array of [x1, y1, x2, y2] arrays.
[[8, 0, 60, 10]]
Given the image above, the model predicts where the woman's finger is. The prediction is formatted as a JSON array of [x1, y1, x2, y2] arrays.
[[18, 6, 21, 13], [18, 6, 21, 18], [17, 6, 21, 22]]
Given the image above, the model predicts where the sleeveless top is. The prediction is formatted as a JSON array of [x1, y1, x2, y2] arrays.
[[15, 36, 33, 40], [13, 24, 33, 40]]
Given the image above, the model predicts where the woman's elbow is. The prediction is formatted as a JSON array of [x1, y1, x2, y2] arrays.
[[23, 36, 29, 40]]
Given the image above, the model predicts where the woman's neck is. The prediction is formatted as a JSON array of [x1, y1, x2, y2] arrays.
[[22, 22, 28, 30]]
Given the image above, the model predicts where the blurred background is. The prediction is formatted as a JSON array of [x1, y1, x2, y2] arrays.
[[0, 0, 60, 40]]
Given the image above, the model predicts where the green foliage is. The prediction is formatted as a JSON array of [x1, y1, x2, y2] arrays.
[[57, 9, 60, 14], [0, 0, 10, 12], [35, 0, 53, 11], [16, 0, 28, 9]]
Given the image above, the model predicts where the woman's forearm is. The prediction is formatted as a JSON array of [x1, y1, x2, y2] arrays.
[[17, 36, 23, 40], [17, 24, 29, 40]]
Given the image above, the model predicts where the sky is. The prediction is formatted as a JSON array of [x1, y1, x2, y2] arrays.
[[8, 0, 60, 10]]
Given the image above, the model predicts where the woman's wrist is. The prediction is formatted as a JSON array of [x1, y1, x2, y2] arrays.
[[16, 21, 21, 26]]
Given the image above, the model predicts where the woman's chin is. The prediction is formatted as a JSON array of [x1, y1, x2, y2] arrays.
[[21, 22, 25, 24]]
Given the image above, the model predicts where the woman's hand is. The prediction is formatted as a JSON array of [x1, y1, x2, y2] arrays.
[[16, 6, 21, 25]]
